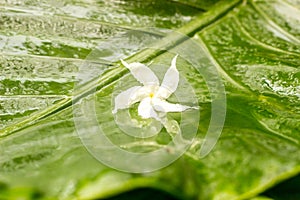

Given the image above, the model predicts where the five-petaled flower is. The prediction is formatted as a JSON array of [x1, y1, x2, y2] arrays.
[[112, 55, 197, 130]]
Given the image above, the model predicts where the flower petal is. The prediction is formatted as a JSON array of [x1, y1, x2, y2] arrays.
[[121, 59, 159, 86], [138, 97, 159, 120], [156, 54, 179, 99], [152, 98, 193, 113], [112, 86, 143, 114]]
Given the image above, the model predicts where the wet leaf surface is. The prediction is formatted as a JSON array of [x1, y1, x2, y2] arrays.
[[0, 0, 299, 199]]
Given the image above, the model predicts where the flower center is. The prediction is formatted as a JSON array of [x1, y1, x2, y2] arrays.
[[149, 92, 154, 98]]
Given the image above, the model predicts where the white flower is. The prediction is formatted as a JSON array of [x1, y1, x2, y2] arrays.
[[112, 55, 196, 130]]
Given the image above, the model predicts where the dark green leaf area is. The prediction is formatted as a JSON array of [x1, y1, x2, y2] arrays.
[[263, 174, 300, 200], [102, 188, 180, 200]]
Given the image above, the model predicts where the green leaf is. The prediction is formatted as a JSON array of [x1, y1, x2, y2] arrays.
[[0, 0, 300, 199]]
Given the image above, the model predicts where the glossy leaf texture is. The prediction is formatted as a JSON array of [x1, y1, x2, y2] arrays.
[[0, 0, 299, 200]]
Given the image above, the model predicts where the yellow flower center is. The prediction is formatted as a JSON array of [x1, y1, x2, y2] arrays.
[[149, 92, 154, 98]]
